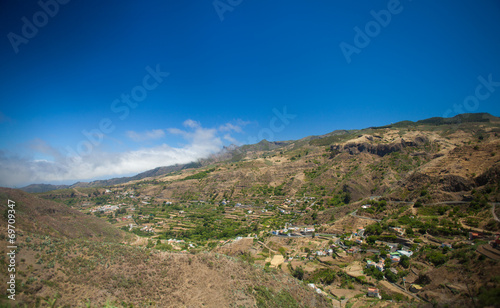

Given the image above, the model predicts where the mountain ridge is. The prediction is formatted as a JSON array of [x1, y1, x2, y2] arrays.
[[20, 112, 500, 193]]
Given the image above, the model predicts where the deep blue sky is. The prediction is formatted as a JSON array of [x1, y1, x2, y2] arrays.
[[1, 0, 499, 186]]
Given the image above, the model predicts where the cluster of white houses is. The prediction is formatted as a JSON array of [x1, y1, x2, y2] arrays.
[[90, 204, 120, 213], [271, 226, 315, 236]]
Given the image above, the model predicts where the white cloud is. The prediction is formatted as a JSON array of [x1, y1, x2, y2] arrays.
[[219, 123, 242, 132], [126, 129, 165, 142], [223, 133, 240, 145], [219, 119, 251, 133], [183, 119, 200, 128], [0, 121, 227, 187]]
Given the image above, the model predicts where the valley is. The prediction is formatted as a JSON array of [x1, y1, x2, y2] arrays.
[[2, 113, 500, 307]]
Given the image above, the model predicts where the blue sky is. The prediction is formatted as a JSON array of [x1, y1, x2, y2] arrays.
[[0, 0, 499, 187]]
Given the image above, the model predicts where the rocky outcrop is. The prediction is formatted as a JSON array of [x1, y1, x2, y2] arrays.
[[403, 173, 432, 191], [402, 173, 473, 193], [439, 175, 474, 192], [475, 164, 500, 186], [330, 136, 429, 157]]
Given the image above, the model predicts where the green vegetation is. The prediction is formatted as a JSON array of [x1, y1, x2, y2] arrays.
[[477, 286, 500, 307], [291, 265, 305, 280], [307, 268, 336, 285], [426, 251, 448, 266], [364, 266, 384, 280], [252, 286, 301, 308], [183, 168, 216, 180], [383, 268, 398, 283]]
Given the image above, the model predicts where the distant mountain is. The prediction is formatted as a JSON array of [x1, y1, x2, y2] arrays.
[[20, 183, 71, 193], [72, 164, 190, 188], [20, 164, 195, 193], [372, 113, 499, 129]]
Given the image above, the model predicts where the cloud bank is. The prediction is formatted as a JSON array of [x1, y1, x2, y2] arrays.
[[0, 120, 245, 187]]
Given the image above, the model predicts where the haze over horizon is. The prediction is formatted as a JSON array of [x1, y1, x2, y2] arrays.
[[1, 0, 500, 187]]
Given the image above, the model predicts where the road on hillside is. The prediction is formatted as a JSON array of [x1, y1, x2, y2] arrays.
[[492, 203, 499, 222], [425, 201, 469, 206], [458, 219, 495, 234], [476, 244, 500, 261], [257, 241, 278, 253], [349, 210, 381, 222], [379, 281, 422, 302]]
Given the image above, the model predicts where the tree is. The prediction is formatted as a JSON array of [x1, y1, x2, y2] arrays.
[[292, 266, 305, 280], [415, 273, 431, 285], [400, 255, 410, 269], [427, 251, 448, 266], [365, 223, 383, 235], [367, 236, 378, 244], [146, 239, 154, 248], [384, 268, 398, 283], [406, 227, 414, 236], [365, 266, 384, 280]]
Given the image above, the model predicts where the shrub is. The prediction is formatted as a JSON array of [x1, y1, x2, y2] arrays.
[[478, 287, 500, 307], [427, 251, 448, 266], [415, 273, 431, 285], [364, 266, 384, 280], [384, 269, 398, 283], [400, 255, 410, 269], [308, 268, 336, 285], [292, 266, 304, 280], [365, 223, 383, 236]]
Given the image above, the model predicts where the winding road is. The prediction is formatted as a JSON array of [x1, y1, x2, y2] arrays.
[[492, 203, 499, 222], [349, 210, 381, 222]]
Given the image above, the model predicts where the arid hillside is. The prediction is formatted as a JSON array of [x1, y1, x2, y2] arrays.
[[0, 188, 125, 242], [0, 188, 329, 307]]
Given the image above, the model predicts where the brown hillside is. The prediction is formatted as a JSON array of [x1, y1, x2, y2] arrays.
[[0, 188, 330, 307], [0, 187, 124, 242]]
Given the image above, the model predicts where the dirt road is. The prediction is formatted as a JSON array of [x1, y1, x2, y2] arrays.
[[379, 281, 420, 302]]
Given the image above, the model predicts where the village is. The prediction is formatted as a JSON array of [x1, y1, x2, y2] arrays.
[[63, 185, 500, 306]]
